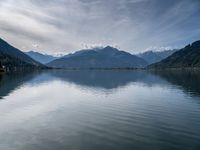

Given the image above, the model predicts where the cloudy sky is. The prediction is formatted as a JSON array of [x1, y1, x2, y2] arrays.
[[0, 0, 200, 54]]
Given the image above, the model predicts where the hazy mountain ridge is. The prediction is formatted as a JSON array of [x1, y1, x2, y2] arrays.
[[137, 49, 178, 64], [26, 51, 59, 64], [47, 46, 148, 69], [149, 40, 200, 69], [0, 38, 46, 71], [1, 37, 200, 70]]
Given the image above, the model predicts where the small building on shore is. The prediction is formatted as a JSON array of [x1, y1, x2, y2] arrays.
[[0, 61, 5, 72]]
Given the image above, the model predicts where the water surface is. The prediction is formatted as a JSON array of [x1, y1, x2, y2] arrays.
[[0, 70, 200, 150]]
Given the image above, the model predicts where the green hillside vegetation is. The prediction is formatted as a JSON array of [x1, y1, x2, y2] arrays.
[[0, 38, 47, 72], [149, 40, 200, 69]]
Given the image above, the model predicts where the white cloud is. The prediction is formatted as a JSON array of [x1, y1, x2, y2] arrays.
[[0, 0, 199, 54]]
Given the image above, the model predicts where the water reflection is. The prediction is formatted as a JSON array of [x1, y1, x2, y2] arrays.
[[49, 70, 167, 89], [152, 70, 200, 97], [1, 70, 200, 98], [0, 70, 171, 99], [0, 70, 200, 150], [0, 72, 39, 99]]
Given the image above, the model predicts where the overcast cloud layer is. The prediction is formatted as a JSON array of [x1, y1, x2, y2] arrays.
[[0, 0, 200, 54]]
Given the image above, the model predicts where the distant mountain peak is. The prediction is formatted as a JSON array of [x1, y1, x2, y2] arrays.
[[26, 51, 59, 64], [191, 40, 200, 47], [47, 47, 147, 69], [149, 40, 200, 69], [104, 46, 116, 49], [137, 49, 177, 65]]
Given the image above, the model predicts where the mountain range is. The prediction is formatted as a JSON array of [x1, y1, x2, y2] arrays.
[[25, 51, 59, 64], [1, 37, 200, 71], [27, 48, 178, 66], [47, 46, 148, 69], [0, 38, 46, 71], [149, 40, 200, 69], [137, 49, 178, 64]]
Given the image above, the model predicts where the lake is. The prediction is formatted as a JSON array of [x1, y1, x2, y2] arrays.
[[0, 70, 200, 150]]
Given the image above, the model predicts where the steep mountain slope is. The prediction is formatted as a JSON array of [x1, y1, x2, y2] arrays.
[[149, 40, 200, 69], [137, 49, 177, 64], [47, 46, 147, 69], [26, 51, 59, 64], [0, 38, 46, 70]]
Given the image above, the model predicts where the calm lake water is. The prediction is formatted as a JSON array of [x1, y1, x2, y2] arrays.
[[0, 70, 200, 150]]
